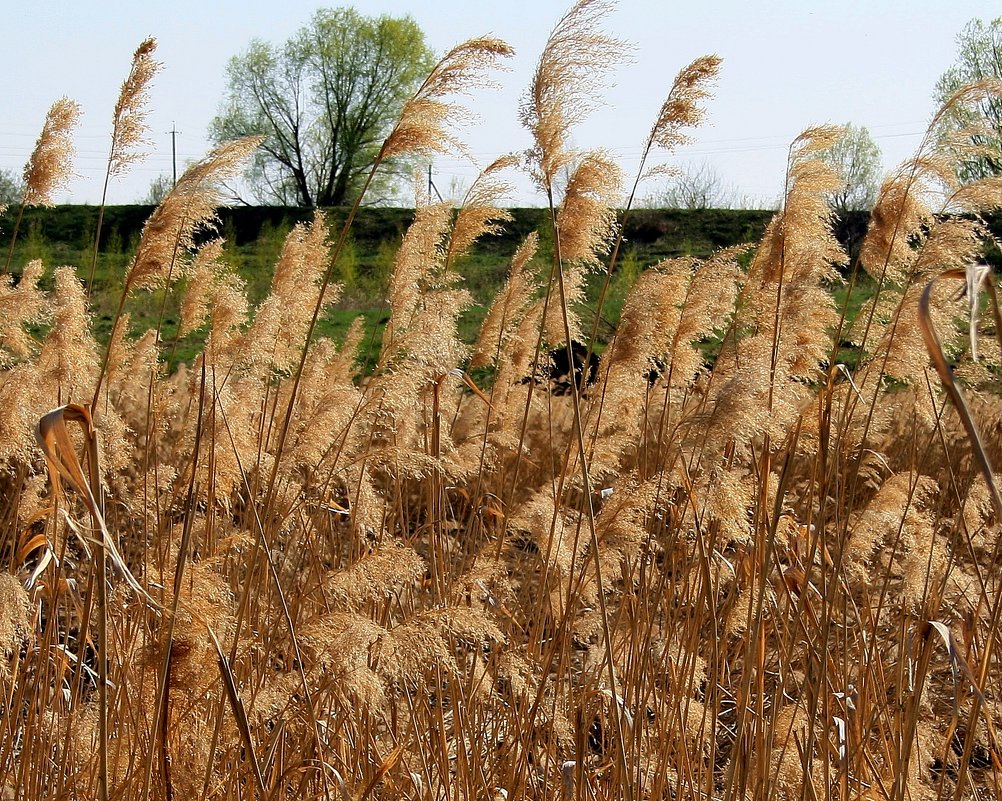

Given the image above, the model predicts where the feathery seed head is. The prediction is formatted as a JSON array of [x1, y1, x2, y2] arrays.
[[608, 262, 691, 378], [522, 0, 628, 187], [22, 98, 81, 206], [179, 238, 249, 363], [179, 239, 226, 337], [0, 573, 31, 678], [109, 37, 161, 176], [36, 267, 99, 398], [648, 55, 722, 155], [473, 233, 540, 368], [0, 260, 48, 365], [383, 36, 514, 160], [324, 542, 426, 610], [446, 156, 517, 266], [860, 168, 931, 283], [556, 150, 623, 265], [239, 211, 337, 376], [931, 76, 1002, 135], [386, 202, 454, 339], [126, 137, 260, 293], [947, 175, 1002, 214], [788, 125, 844, 161]]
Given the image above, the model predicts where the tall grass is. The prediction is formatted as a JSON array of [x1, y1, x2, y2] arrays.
[[2, 2, 1002, 799]]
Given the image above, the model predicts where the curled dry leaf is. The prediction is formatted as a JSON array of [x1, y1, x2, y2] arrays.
[[35, 403, 156, 606]]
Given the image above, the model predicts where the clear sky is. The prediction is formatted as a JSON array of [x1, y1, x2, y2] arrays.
[[2, 0, 999, 208]]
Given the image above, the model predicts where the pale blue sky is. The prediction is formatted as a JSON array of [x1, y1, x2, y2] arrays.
[[2, 1, 998, 207]]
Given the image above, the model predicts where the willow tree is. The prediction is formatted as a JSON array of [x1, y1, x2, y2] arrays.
[[211, 7, 435, 207], [934, 17, 1002, 182], [820, 123, 881, 214]]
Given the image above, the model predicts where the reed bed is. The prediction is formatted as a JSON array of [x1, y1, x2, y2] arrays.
[[3, 2, 1002, 799]]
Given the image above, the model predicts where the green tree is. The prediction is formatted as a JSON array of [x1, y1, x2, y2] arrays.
[[820, 124, 881, 214], [0, 168, 24, 205], [144, 174, 172, 205], [211, 7, 435, 208], [934, 17, 1002, 181]]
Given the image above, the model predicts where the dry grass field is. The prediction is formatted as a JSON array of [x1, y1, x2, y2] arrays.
[[3, 2, 1002, 799]]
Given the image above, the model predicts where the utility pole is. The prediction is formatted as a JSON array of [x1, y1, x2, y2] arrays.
[[169, 123, 180, 187], [427, 163, 442, 203]]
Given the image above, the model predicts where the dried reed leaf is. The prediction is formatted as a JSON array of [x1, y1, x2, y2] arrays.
[[204, 623, 268, 798], [35, 403, 155, 605], [918, 275, 1002, 519], [358, 745, 403, 801]]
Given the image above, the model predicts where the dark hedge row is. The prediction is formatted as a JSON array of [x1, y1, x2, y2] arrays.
[[5, 205, 999, 271]]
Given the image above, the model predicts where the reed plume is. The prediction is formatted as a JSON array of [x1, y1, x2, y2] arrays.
[[87, 38, 161, 292], [646, 55, 723, 159], [179, 238, 248, 362], [21, 98, 81, 207], [107, 38, 160, 178], [383, 37, 515, 161], [36, 267, 99, 401], [472, 232, 540, 369], [91, 137, 259, 407], [703, 126, 846, 460], [125, 137, 260, 295], [240, 212, 337, 376], [522, 0, 626, 188], [0, 573, 31, 679], [6, 8, 1002, 801], [0, 260, 48, 366], [545, 151, 622, 344], [445, 156, 516, 268], [2, 98, 81, 273], [382, 201, 455, 357], [590, 257, 710, 478]]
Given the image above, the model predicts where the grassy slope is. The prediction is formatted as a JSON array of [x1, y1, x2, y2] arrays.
[[6, 203, 950, 374], [0, 205, 786, 369]]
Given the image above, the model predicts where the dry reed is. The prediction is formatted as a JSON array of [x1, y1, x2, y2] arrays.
[[2, 6, 1002, 801]]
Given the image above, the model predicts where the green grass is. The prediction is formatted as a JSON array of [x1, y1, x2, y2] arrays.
[[2, 205, 895, 376]]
